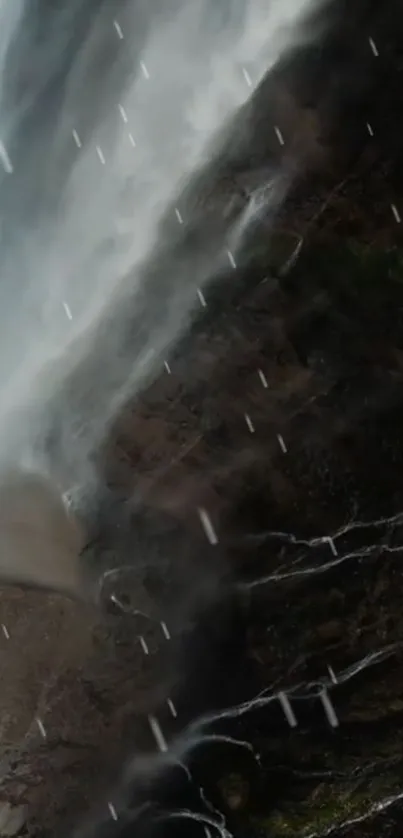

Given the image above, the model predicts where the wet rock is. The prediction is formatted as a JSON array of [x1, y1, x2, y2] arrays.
[[218, 773, 250, 812], [0, 803, 27, 837], [317, 620, 343, 641]]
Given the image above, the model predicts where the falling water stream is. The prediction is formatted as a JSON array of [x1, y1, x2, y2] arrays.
[[0, 3, 342, 838], [0, 0, 324, 596], [1, 3, 403, 838]]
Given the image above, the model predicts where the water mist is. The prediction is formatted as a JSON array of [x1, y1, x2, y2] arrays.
[[0, 0, 324, 596]]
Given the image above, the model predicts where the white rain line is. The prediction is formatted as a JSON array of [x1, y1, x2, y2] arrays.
[[167, 698, 178, 718], [118, 103, 128, 123], [197, 507, 219, 545], [139, 635, 149, 655], [339, 644, 401, 688], [245, 509, 403, 550], [366, 122, 374, 137], [227, 249, 237, 269], [1, 623, 9, 639], [161, 621, 171, 641], [245, 413, 255, 434], [113, 20, 124, 39], [327, 664, 338, 685], [391, 204, 401, 223], [258, 369, 268, 389], [242, 67, 252, 88], [277, 433, 287, 453], [165, 809, 229, 838], [164, 360, 171, 374], [243, 546, 387, 589], [326, 536, 338, 557], [96, 145, 105, 165], [175, 207, 183, 224], [368, 36, 378, 57], [0, 141, 13, 174], [304, 790, 403, 837], [148, 714, 168, 752], [320, 689, 339, 727], [72, 129, 82, 148], [108, 802, 118, 821], [110, 594, 150, 619], [205, 830, 212, 838], [63, 301, 73, 321], [140, 61, 150, 80], [128, 133, 136, 147], [36, 717, 47, 739], [281, 237, 303, 277], [110, 594, 128, 612], [274, 125, 285, 146], [197, 288, 207, 308], [278, 692, 297, 727]]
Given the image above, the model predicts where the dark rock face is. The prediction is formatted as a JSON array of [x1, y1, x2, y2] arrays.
[[1, 1, 403, 837]]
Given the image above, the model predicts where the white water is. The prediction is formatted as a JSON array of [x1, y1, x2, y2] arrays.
[[0, 0, 324, 593]]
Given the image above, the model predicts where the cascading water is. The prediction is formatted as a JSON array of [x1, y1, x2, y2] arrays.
[[0, 0, 324, 591]]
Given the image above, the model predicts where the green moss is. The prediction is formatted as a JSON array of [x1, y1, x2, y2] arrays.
[[252, 777, 401, 837]]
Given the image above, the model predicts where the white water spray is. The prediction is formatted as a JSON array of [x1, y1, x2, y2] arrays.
[[0, 0, 324, 594]]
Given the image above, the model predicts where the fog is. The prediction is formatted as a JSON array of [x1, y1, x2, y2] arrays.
[[0, 0, 323, 593]]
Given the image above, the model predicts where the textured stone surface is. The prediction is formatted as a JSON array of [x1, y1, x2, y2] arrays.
[[0, 802, 27, 837], [0, 2, 403, 837]]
